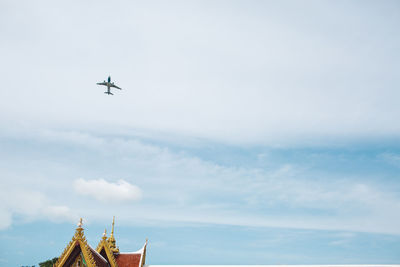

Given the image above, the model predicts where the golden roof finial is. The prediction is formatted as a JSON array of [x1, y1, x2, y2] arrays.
[[111, 216, 115, 236], [107, 216, 119, 253], [103, 228, 107, 239], [74, 218, 84, 239]]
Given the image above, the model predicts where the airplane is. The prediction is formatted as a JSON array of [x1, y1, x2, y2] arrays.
[[96, 76, 122, 95]]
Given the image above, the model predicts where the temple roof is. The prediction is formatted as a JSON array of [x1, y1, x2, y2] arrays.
[[115, 240, 148, 267], [115, 253, 142, 267], [55, 218, 147, 267]]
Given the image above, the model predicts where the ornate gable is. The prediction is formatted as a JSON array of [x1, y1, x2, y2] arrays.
[[96, 229, 118, 267], [54, 219, 98, 267]]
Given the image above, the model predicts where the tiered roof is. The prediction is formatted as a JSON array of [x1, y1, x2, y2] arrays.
[[54, 218, 147, 267]]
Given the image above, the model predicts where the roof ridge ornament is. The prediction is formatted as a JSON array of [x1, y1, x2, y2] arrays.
[[111, 216, 115, 236], [77, 218, 83, 228], [138, 238, 148, 267], [107, 216, 120, 253], [74, 218, 84, 239], [103, 228, 107, 240]]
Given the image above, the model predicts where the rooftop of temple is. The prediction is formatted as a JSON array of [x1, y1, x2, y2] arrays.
[[54, 217, 147, 267]]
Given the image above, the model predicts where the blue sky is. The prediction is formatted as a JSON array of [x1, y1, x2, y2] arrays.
[[1, 0, 400, 266]]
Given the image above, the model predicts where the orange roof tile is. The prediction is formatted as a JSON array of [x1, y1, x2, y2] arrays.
[[115, 253, 142, 267]]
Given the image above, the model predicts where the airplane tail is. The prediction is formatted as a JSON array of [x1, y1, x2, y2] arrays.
[[104, 91, 113, 95]]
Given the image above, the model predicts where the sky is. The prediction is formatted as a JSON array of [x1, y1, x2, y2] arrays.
[[1, 0, 400, 266]]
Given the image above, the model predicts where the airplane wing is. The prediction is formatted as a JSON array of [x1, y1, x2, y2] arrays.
[[97, 82, 107, 86], [110, 84, 122, 90]]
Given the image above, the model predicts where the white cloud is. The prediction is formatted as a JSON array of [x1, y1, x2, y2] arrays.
[[0, 186, 78, 230], [1, 129, 400, 234], [73, 178, 142, 203]]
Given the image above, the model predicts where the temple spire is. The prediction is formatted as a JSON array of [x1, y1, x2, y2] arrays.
[[111, 216, 115, 236], [107, 216, 119, 253]]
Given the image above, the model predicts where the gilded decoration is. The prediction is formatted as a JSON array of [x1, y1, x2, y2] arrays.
[[107, 216, 120, 253], [96, 229, 118, 267], [54, 218, 96, 267]]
